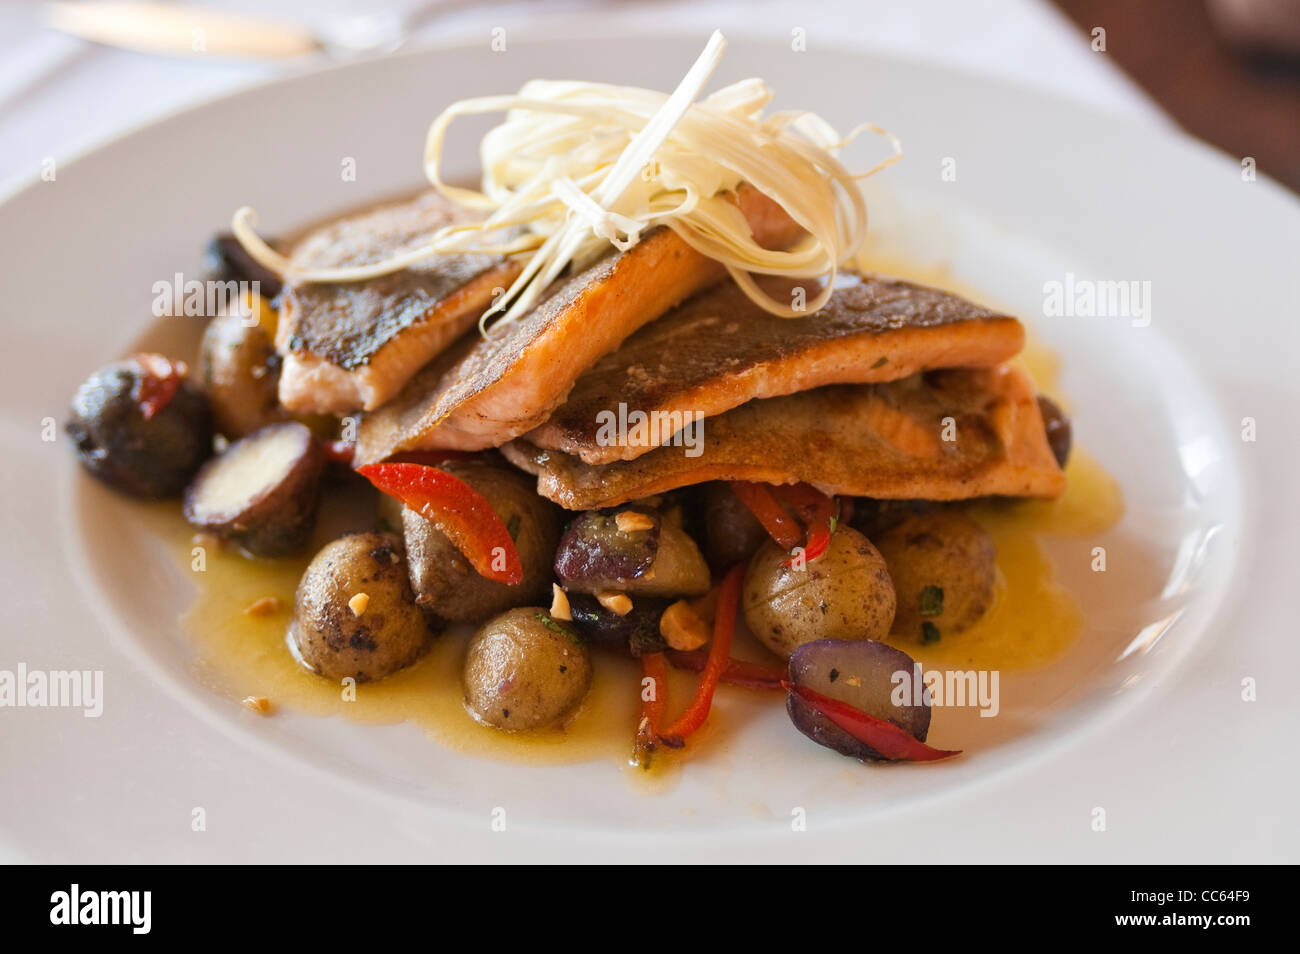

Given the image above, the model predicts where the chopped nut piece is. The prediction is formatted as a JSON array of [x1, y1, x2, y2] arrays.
[[660, 599, 711, 651], [690, 588, 718, 624], [595, 590, 633, 616], [241, 696, 270, 714], [550, 583, 572, 621], [844, 676, 862, 687], [615, 510, 656, 533], [243, 596, 282, 617], [348, 592, 370, 616]]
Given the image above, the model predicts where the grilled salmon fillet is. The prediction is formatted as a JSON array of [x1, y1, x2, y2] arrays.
[[277, 192, 521, 414], [527, 273, 1024, 464], [500, 364, 1066, 510], [354, 186, 804, 464]]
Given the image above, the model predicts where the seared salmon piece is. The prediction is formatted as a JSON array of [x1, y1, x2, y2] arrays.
[[276, 192, 521, 414], [500, 363, 1066, 510], [354, 186, 804, 464], [527, 274, 1024, 464]]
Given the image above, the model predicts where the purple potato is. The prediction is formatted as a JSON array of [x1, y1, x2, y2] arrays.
[[66, 358, 213, 499], [183, 421, 323, 555], [703, 482, 768, 572], [1036, 395, 1072, 469], [554, 508, 661, 588], [565, 592, 668, 656], [787, 638, 930, 761], [205, 232, 284, 298]]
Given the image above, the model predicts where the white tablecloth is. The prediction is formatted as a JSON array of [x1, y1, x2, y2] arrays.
[[0, 0, 1168, 190]]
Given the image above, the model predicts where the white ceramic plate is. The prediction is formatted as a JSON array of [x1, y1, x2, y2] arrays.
[[2, 31, 1297, 863]]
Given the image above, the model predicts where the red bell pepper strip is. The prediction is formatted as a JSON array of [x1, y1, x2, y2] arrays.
[[658, 564, 744, 746], [783, 681, 962, 762], [729, 481, 802, 550], [357, 462, 522, 584], [664, 650, 786, 691], [769, 482, 826, 517], [771, 483, 837, 566], [634, 651, 668, 765], [131, 353, 184, 420], [786, 496, 837, 566]]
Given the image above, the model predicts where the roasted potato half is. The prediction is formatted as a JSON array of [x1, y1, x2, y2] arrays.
[[290, 532, 434, 682], [184, 421, 324, 556], [787, 639, 931, 761], [555, 508, 710, 598], [742, 527, 895, 659]]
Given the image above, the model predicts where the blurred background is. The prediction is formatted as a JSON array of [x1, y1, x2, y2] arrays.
[[1055, 0, 1300, 191], [1, 0, 1297, 190]]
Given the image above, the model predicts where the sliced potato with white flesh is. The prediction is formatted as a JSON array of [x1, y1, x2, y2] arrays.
[[183, 421, 324, 556]]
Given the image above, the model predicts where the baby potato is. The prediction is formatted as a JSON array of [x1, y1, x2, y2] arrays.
[[742, 527, 896, 659], [403, 459, 561, 624], [554, 508, 710, 598], [463, 607, 592, 731], [198, 307, 286, 440], [66, 356, 213, 499], [787, 639, 931, 760], [290, 532, 434, 682], [873, 509, 996, 642]]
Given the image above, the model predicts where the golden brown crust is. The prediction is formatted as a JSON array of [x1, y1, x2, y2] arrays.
[[500, 364, 1066, 510]]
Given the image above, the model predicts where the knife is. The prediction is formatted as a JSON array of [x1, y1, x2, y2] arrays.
[[45, 2, 324, 60]]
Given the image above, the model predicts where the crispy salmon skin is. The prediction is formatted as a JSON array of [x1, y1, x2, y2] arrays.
[[354, 185, 804, 464], [502, 364, 1066, 510], [277, 192, 520, 414], [527, 273, 1024, 464]]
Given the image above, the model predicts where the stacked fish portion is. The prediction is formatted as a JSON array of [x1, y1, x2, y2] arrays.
[[274, 190, 1065, 506]]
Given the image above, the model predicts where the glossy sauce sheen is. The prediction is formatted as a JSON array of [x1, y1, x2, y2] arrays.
[[172, 262, 1123, 775]]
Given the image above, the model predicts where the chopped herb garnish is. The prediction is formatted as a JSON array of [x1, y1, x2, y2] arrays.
[[871, 356, 888, 369], [921, 621, 941, 643], [819, 600, 829, 615], [828, 667, 839, 683], [919, 585, 944, 617], [534, 611, 581, 643], [506, 513, 522, 541]]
